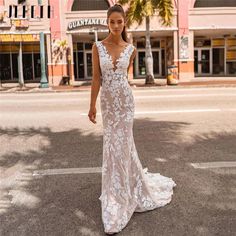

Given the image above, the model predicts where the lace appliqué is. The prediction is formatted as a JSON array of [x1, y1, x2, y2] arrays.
[[95, 41, 176, 234]]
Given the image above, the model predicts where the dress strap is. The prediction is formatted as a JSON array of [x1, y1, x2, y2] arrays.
[[95, 41, 101, 56], [127, 44, 135, 58], [95, 41, 107, 59]]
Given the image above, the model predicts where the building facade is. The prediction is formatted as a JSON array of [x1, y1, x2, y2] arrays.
[[0, 0, 236, 86]]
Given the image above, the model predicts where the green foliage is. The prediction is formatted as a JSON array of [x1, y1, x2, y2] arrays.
[[118, 0, 173, 27]]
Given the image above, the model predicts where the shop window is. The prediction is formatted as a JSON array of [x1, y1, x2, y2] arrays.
[[161, 49, 166, 76], [77, 52, 85, 79], [137, 41, 145, 49], [0, 54, 11, 81], [213, 48, 225, 75], [12, 54, 19, 79], [85, 43, 93, 50], [194, 39, 211, 47], [137, 41, 160, 48], [152, 51, 160, 74], [226, 38, 236, 75], [151, 41, 160, 48], [227, 62, 236, 74], [77, 43, 83, 51], [138, 51, 146, 75], [194, 0, 236, 7], [73, 52, 78, 79], [72, 0, 109, 11], [23, 53, 33, 80], [0, 43, 41, 81], [33, 54, 41, 78]]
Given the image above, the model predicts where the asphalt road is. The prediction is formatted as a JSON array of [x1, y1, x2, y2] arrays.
[[0, 87, 236, 236]]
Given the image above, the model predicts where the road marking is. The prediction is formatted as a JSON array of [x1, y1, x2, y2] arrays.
[[32, 162, 236, 176], [155, 158, 168, 162], [33, 167, 102, 176], [135, 94, 236, 99], [81, 109, 221, 116], [190, 162, 236, 169], [134, 109, 221, 114], [2, 108, 234, 117], [1, 93, 236, 103]]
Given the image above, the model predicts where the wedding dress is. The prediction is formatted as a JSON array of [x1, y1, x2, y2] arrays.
[[95, 41, 176, 234]]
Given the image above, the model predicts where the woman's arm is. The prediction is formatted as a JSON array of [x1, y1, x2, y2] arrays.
[[88, 43, 102, 124]]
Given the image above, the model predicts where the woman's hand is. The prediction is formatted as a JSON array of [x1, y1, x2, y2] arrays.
[[88, 107, 97, 124]]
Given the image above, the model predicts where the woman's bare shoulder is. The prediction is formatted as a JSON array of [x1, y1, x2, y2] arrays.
[[92, 42, 100, 54]]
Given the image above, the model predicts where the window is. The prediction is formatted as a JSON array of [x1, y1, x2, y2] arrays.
[[194, 39, 211, 47], [31, 5, 34, 18], [47, 6, 51, 18], [72, 0, 109, 11], [137, 41, 145, 48], [22, 5, 26, 18], [9, 5, 12, 17], [40, 5, 43, 18], [14, 5, 18, 18], [194, 0, 236, 7]]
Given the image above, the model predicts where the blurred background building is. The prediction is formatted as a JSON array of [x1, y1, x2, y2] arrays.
[[0, 0, 236, 86]]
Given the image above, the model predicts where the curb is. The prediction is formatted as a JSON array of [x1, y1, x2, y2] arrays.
[[1, 82, 236, 94]]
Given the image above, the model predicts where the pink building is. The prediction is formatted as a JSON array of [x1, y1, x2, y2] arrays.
[[0, 0, 236, 86]]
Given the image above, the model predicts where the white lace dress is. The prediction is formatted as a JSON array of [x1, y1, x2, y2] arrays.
[[95, 41, 176, 234]]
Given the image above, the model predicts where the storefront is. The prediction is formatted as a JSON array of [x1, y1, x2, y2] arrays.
[[71, 37, 168, 80], [67, 19, 170, 80], [68, 18, 108, 80], [194, 37, 236, 76], [0, 34, 41, 82], [134, 39, 166, 78], [2, 0, 236, 87], [73, 41, 93, 80]]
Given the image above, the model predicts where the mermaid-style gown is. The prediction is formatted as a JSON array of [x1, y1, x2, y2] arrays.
[[95, 41, 176, 234]]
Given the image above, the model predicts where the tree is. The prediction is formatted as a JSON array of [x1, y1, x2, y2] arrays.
[[119, 0, 174, 84]]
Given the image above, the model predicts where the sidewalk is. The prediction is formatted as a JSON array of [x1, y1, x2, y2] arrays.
[[1, 77, 236, 93]]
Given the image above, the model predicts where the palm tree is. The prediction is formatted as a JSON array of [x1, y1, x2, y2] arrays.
[[119, 0, 174, 84]]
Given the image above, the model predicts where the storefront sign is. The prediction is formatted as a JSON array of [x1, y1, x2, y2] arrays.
[[12, 19, 29, 28], [227, 50, 236, 60], [212, 39, 224, 47], [68, 18, 107, 30], [0, 34, 39, 42], [227, 39, 236, 47]]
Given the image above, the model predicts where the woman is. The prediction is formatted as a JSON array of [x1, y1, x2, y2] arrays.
[[88, 4, 176, 235]]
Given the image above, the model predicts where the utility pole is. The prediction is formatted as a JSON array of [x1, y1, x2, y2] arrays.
[[18, 42, 24, 87], [39, 32, 49, 88], [38, 0, 49, 88]]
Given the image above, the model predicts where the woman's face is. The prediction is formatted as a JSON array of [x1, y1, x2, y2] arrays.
[[107, 12, 125, 36]]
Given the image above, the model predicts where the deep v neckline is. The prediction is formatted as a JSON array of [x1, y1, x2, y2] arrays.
[[100, 41, 130, 73]]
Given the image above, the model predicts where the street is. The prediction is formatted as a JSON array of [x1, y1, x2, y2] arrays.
[[0, 87, 236, 236]]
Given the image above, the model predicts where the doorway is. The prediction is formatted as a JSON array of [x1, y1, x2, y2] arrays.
[[137, 50, 161, 77], [194, 48, 211, 75], [85, 52, 92, 79]]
